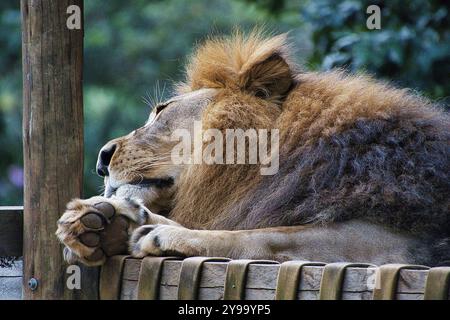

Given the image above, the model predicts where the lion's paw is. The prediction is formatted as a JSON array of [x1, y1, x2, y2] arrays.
[[56, 197, 136, 266], [129, 224, 189, 258]]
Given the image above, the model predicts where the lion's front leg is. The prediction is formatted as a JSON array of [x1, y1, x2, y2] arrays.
[[129, 225, 315, 260], [129, 225, 261, 259], [56, 196, 181, 266], [129, 221, 416, 264], [128, 225, 313, 260]]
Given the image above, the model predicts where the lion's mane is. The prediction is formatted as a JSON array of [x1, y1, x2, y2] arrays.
[[170, 31, 450, 263]]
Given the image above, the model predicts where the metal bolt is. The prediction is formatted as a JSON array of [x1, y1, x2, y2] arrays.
[[28, 278, 38, 291]]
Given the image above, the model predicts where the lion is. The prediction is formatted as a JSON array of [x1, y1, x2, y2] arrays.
[[56, 31, 450, 267]]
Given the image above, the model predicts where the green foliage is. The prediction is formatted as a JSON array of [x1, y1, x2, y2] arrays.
[[0, 0, 448, 204], [301, 0, 450, 99], [0, 2, 22, 204]]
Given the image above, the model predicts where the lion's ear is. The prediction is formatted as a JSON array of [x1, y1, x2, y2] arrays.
[[181, 31, 296, 101], [239, 52, 293, 101]]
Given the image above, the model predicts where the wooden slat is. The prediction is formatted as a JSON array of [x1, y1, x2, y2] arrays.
[[0, 207, 23, 257], [0, 260, 23, 300], [120, 259, 449, 300]]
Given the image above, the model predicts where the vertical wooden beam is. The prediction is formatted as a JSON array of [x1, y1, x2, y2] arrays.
[[21, 0, 97, 299]]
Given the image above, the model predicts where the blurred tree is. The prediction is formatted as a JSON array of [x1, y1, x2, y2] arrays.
[[305, 0, 449, 101], [248, 0, 449, 100], [0, 2, 23, 204]]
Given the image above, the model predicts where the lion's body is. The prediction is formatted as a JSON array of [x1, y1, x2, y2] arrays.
[[57, 31, 450, 267], [173, 70, 450, 237]]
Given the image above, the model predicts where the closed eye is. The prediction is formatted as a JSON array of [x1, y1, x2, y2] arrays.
[[146, 102, 170, 125], [155, 103, 168, 115]]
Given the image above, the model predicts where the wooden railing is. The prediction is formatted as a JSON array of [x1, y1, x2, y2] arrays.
[[119, 258, 435, 300], [101, 256, 450, 300], [0, 206, 23, 299], [1, 208, 449, 300]]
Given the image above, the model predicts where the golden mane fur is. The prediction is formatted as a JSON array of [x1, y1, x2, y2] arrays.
[[170, 31, 449, 237]]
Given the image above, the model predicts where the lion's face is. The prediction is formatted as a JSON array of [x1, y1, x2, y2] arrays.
[[96, 88, 217, 214]]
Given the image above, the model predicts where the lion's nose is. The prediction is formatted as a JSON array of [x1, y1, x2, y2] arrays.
[[96, 144, 116, 177]]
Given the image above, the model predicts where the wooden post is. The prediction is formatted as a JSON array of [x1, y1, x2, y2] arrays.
[[21, 0, 97, 299]]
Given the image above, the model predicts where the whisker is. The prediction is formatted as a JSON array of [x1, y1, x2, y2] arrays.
[[98, 184, 106, 196], [138, 163, 175, 170]]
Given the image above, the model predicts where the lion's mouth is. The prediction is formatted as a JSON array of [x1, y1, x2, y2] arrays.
[[129, 177, 174, 188], [104, 177, 174, 198]]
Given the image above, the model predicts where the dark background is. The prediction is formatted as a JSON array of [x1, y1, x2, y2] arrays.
[[0, 0, 448, 205]]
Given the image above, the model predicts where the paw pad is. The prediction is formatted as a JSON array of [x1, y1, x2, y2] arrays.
[[85, 248, 105, 262], [80, 213, 104, 230], [79, 232, 100, 247], [94, 202, 115, 219]]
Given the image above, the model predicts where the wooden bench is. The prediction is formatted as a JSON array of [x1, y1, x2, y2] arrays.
[[2, 207, 450, 300], [99, 256, 450, 300], [3, 258, 450, 300]]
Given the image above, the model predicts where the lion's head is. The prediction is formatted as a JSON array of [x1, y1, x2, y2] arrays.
[[97, 88, 216, 214], [96, 32, 296, 224]]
